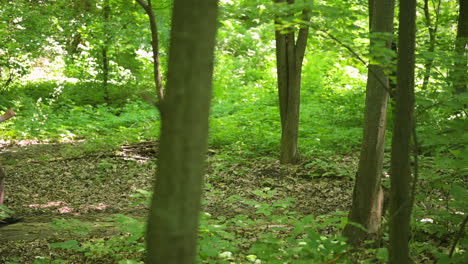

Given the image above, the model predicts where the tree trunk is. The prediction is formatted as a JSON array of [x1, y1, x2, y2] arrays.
[[453, 0, 467, 94], [421, 0, 440, 91], [274, 0, 310, 164], [389, 0, 416, 262], [145, 0, 219, 263], [136, 0, 164, 102], [0, 168, 5, 205], [102, 47, 110, 102], [102, 0, 111, 103], [343, 0, 395, 246]]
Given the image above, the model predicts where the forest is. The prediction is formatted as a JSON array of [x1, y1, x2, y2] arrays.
[[0, 0, 466, 263]]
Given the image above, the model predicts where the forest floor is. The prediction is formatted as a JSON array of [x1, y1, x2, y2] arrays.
[[0, 140, 357, 263]]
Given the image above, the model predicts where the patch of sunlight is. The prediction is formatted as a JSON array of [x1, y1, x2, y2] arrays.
[[420, 218, 434, 223], [59, 131, 77, 142], [120, 152, 150, 163], [0, 139, 86, 147], [344, 65, 366, 82], [135, 47, 152, 60], [58, 206, 74, 214], [87, 203, 109, 211], [29, 201, 65, 208], [28, 201, 83, 214], [220, 0, 234, 5], [24, 56, 79, 83]]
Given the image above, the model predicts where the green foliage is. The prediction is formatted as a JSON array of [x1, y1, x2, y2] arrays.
[[0, 0, 465, 263], [48, 215, 146, 263], [50, 218, 92, 237], [198, 191, 352, 263], [304, 158, 351, 178], [1, 91, 158, 144], [0, 1, 54, 89], [0, 205, 14, 220], [130, 189, 152, 207], [12, 80, 144, 106], [43, 189, 356, 263], [50, 240, 83, 252]]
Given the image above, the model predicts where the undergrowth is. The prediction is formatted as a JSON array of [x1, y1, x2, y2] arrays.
[[0, 79, 465, 263], [38, 188, 367, 264]]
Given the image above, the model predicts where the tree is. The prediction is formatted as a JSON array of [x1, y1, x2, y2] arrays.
[[101, 0, 111, 103], [389, 0, 417, 262], [145, 0, 219, 263], [273, 0, 311, 164], [343, 0, 395, 246], [51, 0, 147, 94], [0, 1, 51, 89], [136, 0, 164, 102], [453, 0, 467, 94], [420, 0, 441, 91]]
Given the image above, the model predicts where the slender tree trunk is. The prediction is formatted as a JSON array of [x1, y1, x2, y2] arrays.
[[389, 0, 417, 262], [274, 0, 310, 164], [145, 0, 219, 263], [102, 0, 110, 103], [102, 48, 110, 102], [421, 0, 440, 91], [0, 168, 5, 205], [453, 0, 468, 94], [136, 0, 164, 101], [343, 0, 395, 245]]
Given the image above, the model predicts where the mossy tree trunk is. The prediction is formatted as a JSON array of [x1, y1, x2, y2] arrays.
[[274, 0, 310, 164], [343, 0, 395, 246], [389, 0, 416, 262], [145, 0, 219, 263]]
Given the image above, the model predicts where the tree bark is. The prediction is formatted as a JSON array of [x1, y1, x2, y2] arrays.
[[274, 0, 310, 164], [136, 0, 164, 101], [145, 0, 219, 263], [453, 0, 468, 94], [389, 0, 417, 262], [101, 0, 111, 103], [343, 0, 395, 246]]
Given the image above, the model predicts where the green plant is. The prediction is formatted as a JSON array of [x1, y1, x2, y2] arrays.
[[0, 205, 14, 220], [49, 215, 146, 262]]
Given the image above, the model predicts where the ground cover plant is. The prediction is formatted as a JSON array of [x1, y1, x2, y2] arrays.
[[0, 0, 466, 263]]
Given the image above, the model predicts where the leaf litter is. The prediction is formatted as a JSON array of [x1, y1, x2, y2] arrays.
[[0, 140, 356, 262]]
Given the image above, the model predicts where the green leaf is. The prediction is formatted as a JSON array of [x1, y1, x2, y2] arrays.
[[450, 184, 466, 202], [436, 255, 454, 264], [376, 248, 388, 261], [118, 260, 142, 264]]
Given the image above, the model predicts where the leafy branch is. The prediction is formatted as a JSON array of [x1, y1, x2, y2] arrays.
[[313, 27, 393, 96]]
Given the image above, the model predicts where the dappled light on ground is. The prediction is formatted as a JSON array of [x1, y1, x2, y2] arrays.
[[119, 141, 157, 163], [28, 201, 109, 214], [0, 139, 86, 149], [29, 201, 66, 208], [57, 206, 74, 214]]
